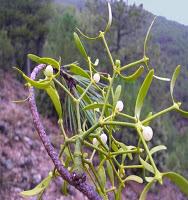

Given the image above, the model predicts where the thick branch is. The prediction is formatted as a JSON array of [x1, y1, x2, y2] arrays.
[[28, 64, 102, 200]]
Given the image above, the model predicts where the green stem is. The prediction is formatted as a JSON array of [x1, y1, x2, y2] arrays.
[[58, 119, 67, 139], [76, 100, 82, 133], [84, 140, 108, 156], [141, 105, 175, 124], [136, 126, 158, 174], [83, 163, 99, 191], [100, 31, 115, 67], [88, 57, 93, 78], [74, 138, 83, 174], [120, 57, 148, 71], [78, 82, 92, 101], [117, 112, 136, 121], [54, 78, 76, 101], [90, 149, 96, 162], [89, 163, 107, 196], [82, 123, 100, 139], [109, 159, 124, 186], [100, 72, 116, 119], [123, 165, 143, 169], [102, 121, 135, 128], [111, 149, 138, 156]]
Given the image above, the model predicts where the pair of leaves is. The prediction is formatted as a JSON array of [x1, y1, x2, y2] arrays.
[[15, 55, 60, 90], [28, 54, 60, 78], [139, 172, 188, 200], [14, 67, 52, 89], [20, 174, 52, 197], [28, 54, 60, 70], [14, 67, 62, 119]]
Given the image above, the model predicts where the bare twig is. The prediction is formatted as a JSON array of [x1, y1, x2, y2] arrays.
[[28, 64, 102, 200]]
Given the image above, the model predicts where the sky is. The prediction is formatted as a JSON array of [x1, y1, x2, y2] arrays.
[[127, 0, 188, 25]]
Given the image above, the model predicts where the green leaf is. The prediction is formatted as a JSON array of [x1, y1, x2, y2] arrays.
[[144, 16, 157, 57], [162, 172, 188, 195], [14, 67, 51, 89], [104, 2, 112, 33], [153, 75, 170, 82], [112, 141, 119, 151], [170, 65, 181, 103], [27, 54, 41, 63], [145, 145, 167, 162], [45, 84, 62, 119], [145, 177, 154, 183], [176, 108, 188, 118], [20, 175, 52, 197], [120, 66, 144, 82], [150, 145, 167, 155], [98, 166, 106, 188], [139, 180, 155, 200], [135, 70, 154, 119], [124, 175, 143, 184], [106, 160, 114, 186], [70, 64, 90, 79], [139, 156, 154, 174], [39, 57, 60, 70], [83, 103, 112, 111], [113, 85, 121, 107], [74, 32, 88, 59]]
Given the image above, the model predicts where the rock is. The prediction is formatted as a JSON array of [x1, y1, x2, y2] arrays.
[[33, 174, 42, 184], [0, 156, 14, 170]]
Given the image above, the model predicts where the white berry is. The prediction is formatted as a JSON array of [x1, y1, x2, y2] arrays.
[[142, 126, 153, 141], [44, 65, 53, 77], [115, 100, 124, 112], [100, 133, 107, 144], [93, 73, 100, 83], [93, 138, 99, 146]]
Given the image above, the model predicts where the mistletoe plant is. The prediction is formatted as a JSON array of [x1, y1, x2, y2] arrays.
[[15, 3, 188, 200]]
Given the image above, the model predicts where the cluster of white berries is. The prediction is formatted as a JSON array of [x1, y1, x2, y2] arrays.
[[93, 133, 108, 146], [142, 126, 153, 141], [115, 100, 124, 112], [44, 65, 53, 77], [93, 73, 100, 83]]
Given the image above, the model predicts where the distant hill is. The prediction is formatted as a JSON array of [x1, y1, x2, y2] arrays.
[[53, 0, 85, 9], [53, 0, 188, 107]]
